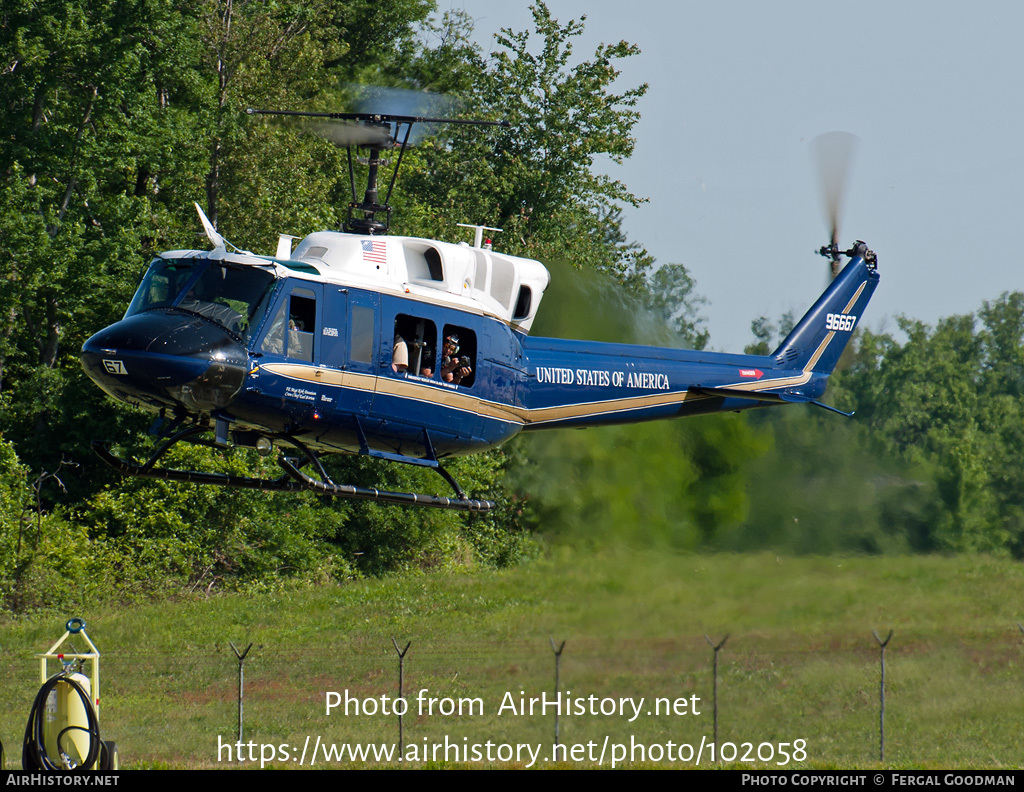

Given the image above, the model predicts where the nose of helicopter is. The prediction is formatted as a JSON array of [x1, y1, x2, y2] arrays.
[[81, 310, 249, 414]]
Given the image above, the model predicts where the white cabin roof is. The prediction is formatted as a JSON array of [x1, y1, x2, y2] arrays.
[[288, 231, 550, 333]]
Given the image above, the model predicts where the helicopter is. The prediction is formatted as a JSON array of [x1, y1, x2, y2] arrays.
[[80, 112, 879, 513]]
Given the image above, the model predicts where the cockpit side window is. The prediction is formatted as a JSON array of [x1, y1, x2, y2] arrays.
[[288, 292, 316, 362], [261, 288, 317, 362]]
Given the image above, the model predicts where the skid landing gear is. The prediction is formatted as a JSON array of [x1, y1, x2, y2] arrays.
[[92, 424, 494, 513]]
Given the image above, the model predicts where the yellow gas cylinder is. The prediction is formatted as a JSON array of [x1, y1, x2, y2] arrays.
[[43, 672, 95, 768], [28, 618, 114, 771]]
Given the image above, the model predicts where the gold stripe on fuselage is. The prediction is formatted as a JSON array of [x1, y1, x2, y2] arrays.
[[258, 282, 865, 428], [369, 374, 715, 425], [259, 362, 714, 426]]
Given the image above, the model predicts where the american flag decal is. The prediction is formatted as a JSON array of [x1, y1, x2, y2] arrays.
[[361, 239, 386, 265]]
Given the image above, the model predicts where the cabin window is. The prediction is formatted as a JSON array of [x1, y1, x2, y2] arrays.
[[261, 288, 316, 362], [351, 305, 374, 364], [424, 248, 444, 281], [392, 314, 436, 376], [440, 325, 476, 388], [513, 286, 532, 320]]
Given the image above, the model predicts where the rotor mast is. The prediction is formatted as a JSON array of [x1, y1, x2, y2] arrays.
[[247, 108, 508, 236]]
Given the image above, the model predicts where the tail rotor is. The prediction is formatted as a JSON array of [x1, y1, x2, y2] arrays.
[[813, 131, 859, 279]]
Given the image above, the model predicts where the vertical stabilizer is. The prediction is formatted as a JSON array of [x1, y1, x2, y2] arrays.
[[771, 246, 879, 374]]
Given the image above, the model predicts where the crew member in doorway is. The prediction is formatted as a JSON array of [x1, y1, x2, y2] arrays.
[[440, 333, 472, 385], [392, 335, 409, 373]]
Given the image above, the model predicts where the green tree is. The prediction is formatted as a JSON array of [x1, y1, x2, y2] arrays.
[[398, 2, 649, 283], [646, 263, 709, 349], [0, 0, 198, 477], [834, 301, 1024, 555], [745, 311, 795, 356]]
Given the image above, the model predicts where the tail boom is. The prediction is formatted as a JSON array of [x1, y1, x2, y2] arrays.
[[518, 252, 878, 430]]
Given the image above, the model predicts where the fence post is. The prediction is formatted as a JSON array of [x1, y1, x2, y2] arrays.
[[392, 637, 411, 755], [229, 641, 254, 754], [872, 629, 894, 762], [550, 637, 566, 748], [704, 633, 729, 756]]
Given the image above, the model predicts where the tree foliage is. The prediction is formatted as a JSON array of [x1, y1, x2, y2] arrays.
[[737, 292, 1024, 558], [4, 0, 1021, 611], [838, 295, 1024, 555], [398, 3, 651, 283], [0, 0, 686, 606]]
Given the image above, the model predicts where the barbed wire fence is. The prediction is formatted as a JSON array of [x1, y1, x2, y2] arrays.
[[872, 630, 894, 762], [2, 625, 1024, 767]]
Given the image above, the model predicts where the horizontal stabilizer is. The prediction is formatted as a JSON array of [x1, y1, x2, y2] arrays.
[[691, 385, 802, 404], [690, 386, 852, 416]]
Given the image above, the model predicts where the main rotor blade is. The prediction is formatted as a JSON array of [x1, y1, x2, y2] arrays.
[[247, 107, 508, 128], [351, 87, 452, 146], [296, 117, 393, 147], [351, 85, 459, 139]]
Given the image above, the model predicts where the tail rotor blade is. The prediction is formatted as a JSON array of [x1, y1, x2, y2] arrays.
[[813, 131, 859, 279], [813, 131, 859, 248]]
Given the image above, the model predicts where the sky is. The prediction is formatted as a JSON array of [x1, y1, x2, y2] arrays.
[[450, 1, 1024, 350]]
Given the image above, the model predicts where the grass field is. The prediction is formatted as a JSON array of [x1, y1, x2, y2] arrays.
[[2, 549, 1024, 769]]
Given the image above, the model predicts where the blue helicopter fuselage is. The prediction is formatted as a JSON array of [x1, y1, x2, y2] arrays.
[[81, 229, 879, 468]]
